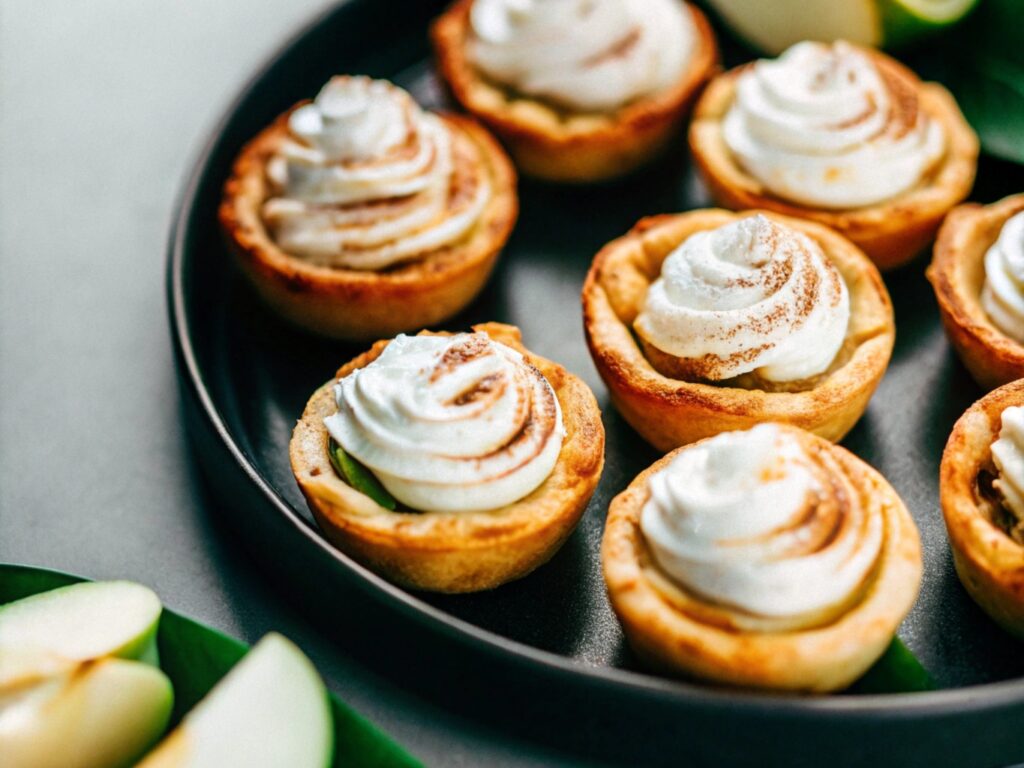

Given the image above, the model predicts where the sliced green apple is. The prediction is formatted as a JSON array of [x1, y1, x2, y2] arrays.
[[138, 633, 332, 768], [0, 581, 162, 666], [880, 0, 979, 47], [703, 0, 977, 54], [0, 657, 173, 768]]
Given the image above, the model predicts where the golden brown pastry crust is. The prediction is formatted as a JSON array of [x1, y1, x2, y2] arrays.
[[940, 379, 1024, 638], [927, 194, 1024, 391], [289, 322, 605, 593], [431, 0, 719, 182], [219, 111, 517, 341], [688, 49, 979, 271], [582, 209, 894, 452], [602, 426, 922, 692]]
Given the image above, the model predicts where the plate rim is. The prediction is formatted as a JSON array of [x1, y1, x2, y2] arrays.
[[165, 0, 1024, 722]]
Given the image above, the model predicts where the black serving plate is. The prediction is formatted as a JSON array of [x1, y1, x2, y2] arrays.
[[168, 2, 1024, 765]]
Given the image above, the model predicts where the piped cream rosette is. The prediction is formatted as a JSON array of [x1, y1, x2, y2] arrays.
[[992, 406, 1024, 540], [722, 41, 945, 210], [603, 423, 922, 691], [324, 332, 564, 513], [263, 76, 493, 271], [467, 0, 695, 113], [981, 211, 1024, 345], [640, 424, 882, 633], [634, 214, 850, 385]]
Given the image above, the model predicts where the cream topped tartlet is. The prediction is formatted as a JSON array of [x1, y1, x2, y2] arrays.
[[722, 41, 945, 210], [263, 77, 495, 271], [690, 41, 978, 270], [432, 0, 719, 182], [603, 423, 922, 691], [634, 214, 850, 386], [940, 380, 1024, 638], [220, 75, 517, 340], [929, 193, 1024, 390], [468, 0, 695, 113], [583, 209, 893, 450], [290, 323, 605, 593]]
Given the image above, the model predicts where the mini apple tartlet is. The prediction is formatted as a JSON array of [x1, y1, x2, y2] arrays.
[[603, 423, 922, 692], [220, 75, 517, 340], [290, 322, 605, 593], [432, 0, 718, 182], [583, 209, 894, 451], [940, 379, 1024, 638], [928, 194, 1024, 390], [689, 41, 978, 271]]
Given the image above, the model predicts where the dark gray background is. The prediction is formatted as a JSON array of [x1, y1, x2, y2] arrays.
[[0, 2, 594, 764]]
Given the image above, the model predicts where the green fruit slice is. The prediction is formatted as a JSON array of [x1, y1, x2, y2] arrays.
[[328, 439, 398, 510], [0, 658, 173, 768], [0, 581, 162, 667], [880, 0, 979, 47], [703, 0, 881, 54], [703, 0, 976, 53], [137, 633, 333, 768]]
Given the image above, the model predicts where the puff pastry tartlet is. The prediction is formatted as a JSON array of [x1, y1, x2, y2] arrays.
[[220, 76, 517, 340], [689, 41, 978, 271], [928, 194, 1024, 390], [603, 423, 922, 692], [582, 209, 894, 451], [940, 379, 1024, 638], [290, 322, 604, 593], [432, 0, 718, 182]]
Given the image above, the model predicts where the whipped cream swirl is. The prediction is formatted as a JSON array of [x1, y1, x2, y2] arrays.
[[723, 41, 946, 209], [641, 424, 883, 629], [263, 76, 492, 270], [635, 215, 849, 382], [982, 211, 1024, 344], [468, 0, 694, 113], [324, 333, 564, 513], [993, 406, 1024, 541]]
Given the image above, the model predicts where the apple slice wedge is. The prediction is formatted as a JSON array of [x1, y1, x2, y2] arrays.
[[0, 580, 163, 666], [138, 633, 333, 768], [0, 658, 173, 768], [703, 0, 977, 53], [0, 581, 173, 768]]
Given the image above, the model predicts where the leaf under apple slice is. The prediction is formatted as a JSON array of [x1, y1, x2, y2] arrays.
[[0, 565, 421, 768]]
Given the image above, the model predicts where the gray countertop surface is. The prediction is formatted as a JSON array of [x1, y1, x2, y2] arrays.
[[0, 2, 592, 764]]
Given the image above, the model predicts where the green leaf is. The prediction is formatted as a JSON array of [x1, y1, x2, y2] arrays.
[[0, 564, 421, 768], [328, 439, 399, 511], [913, 0, 1024, 164], [949, 56, 1024, 165], [849, 637, 936, 694]]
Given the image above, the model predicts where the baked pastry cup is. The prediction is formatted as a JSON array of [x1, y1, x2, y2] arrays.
[[220, 79, 517, 341], [290, 322, 605, 593], [431, 0, 718, 183], [940, 379, 1024, 638], [603, 424, 922, 692], [927, 194, 1024, 391], [689, 44, 978, 271], [582, 209, 894, 452]]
